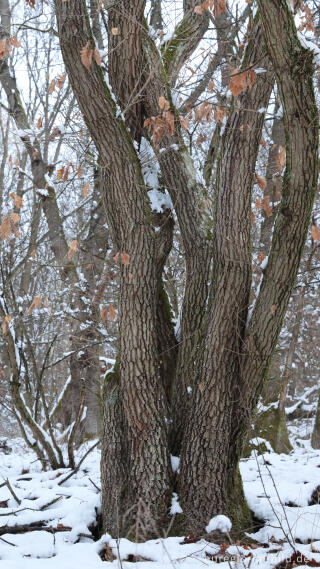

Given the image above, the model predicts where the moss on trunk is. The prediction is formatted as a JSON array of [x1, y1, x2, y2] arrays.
[[226, 465, 253, 533], [252, 405, 292, 454]]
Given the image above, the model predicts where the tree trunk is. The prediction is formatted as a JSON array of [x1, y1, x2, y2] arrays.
[[54, 0, 172, 535], [179, 0, 318, 533], [179, 14, 273, 533], [53, 0, 318, 539]]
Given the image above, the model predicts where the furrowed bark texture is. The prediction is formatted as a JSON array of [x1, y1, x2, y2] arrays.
[[108, 0, 146, 142], [179, 0, 318, 533], [162, 0, 210, 86], [106, 2, 178, 403], [100, 364, 127, 534], [240, 0, 319, 441], [54, 0, 171, 535], [52, 0, 319, 539], [107, 2, 211, 453], [179, 17, 276, 532], [141, 32, 212, 453]]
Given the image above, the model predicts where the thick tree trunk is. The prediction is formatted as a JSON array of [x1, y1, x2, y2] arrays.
[[54, 0, 318, 539], [179, 15, 273, 533], [54, 0, 172, 535], [101, 363, 127, 535], [179, 1, 318, 533], [106, 2, 212, 454], [237, 0, 318, 522]]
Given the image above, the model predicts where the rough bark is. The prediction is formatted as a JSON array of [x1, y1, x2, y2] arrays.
[[107, 0, 146, 142], [54, 0, 171, 535], [140, 31, 212, 453], [106, 3, 178, 403], [241, 0, 318, 522], [106, 3, 212, 453], [180, 0, 318, 533], [162, 0, 210, 86], [52, 0, 318, 539], [179, 15, 273, 532]]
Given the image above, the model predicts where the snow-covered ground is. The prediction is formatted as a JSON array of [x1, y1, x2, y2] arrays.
[[1, 422, 320, 568]]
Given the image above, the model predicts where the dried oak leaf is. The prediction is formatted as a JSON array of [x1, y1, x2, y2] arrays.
[[179, 116, 189, 131], [311, 225, 320, 241], [49, 126, 62, 141], [2, 315, 12, 335], [80, 41, 93, 70], [27, 295, 42, 315], [56, 74, 66, 89], [159, 96, 170, 111], [82, 183, 90, 197], [120, 252, 130, 265], [48, 79, 56, 94], [214, 0, 227, 17], [228, 67, 255, 97], [0, 38, 11, 59], [99, 543, 116, 562], [214, 105, 226, 123], [255, 173, 267, 190], [57, 166, 65, 180], [194, 0, 226, 16], [10, 192, 23, 209], [68, 239, 78, 260], [100, 305, 116, 323], [275, 145, 286, 173], [0, 213, 20, 240], [8, 36, 22, 48]]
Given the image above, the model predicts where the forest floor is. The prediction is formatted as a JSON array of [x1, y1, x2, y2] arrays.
[[0, 418, 320, 568]]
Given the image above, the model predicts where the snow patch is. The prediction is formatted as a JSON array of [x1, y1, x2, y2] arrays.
[[206, 515, 232, 534]]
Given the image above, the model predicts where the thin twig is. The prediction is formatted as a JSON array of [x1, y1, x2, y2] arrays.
[[4, 479, 21, 505], [254, 450, 296, 552], [58, 440, 99, 486], [88, 477, 101, 492]]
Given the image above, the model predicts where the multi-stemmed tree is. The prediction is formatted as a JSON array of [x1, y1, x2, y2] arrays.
[[1, 0, 319, 538], [52, 0, 318, 535]]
